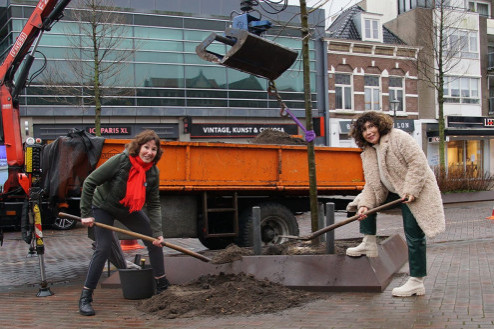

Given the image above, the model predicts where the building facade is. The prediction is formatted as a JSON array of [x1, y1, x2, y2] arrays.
[[385, 0, 492, 174], [326, 5, 421, 148], [0, 0, 327, 143], [341, 0, 494, 175]]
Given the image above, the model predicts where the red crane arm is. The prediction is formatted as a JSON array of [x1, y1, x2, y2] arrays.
[[0, 0, 70, 168]]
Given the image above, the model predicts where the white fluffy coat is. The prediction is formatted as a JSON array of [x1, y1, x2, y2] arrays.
[[348, 128, 445, 238]]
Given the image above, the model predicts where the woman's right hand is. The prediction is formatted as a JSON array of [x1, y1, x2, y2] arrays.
[[81, 217, 95, 227], [357, 206, 368, 220]]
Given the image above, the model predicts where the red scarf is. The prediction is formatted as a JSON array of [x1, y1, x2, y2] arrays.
[[120, 156, 153, 212]]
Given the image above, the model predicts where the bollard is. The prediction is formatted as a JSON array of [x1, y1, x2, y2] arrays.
[[318, 203, 325, 243], [252, 206, 262, 255], [325, 203, 335, 254]]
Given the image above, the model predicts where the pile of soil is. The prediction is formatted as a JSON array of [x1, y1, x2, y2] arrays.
[[251, 129, 306, 145], [137, 272, 323, 319], [208, 238, 378, 264], [137, 238, 388, 319]]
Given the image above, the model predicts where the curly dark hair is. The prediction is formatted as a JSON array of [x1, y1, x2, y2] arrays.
[[349, 111, 394, 148], [126, 130, 163, 163]]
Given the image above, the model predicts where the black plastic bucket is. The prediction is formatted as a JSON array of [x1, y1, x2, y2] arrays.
[[118, 267, 155, 299]]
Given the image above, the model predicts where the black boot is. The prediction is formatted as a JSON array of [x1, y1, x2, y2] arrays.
[[155, 276, 170, 294], [79, 288, 95, 316]]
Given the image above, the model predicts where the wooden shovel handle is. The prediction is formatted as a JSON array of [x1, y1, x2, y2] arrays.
[[303, 198, 405, 240], [58, 212, 211, 263]]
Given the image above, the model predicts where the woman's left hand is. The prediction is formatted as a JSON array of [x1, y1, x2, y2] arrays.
[[153, 235, 164, 247], [403, 194, 415, 203]]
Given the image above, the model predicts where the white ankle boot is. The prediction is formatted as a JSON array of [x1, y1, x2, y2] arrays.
[[346, 235, 378, 257], [392, 277, 425, 297]]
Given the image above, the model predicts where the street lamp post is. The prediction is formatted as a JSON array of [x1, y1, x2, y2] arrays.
[[390, 98, 400, 127]]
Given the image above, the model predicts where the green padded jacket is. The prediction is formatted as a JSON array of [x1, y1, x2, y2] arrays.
[[80, 151, 162, 237]]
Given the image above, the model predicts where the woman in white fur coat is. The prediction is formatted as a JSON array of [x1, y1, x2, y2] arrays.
[[346, 111, 445, 297]]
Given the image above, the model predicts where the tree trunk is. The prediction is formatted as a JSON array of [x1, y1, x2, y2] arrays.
[[437, 3, 446, 170], [299, 0, 319, 237], [92, 19, 102, 137]]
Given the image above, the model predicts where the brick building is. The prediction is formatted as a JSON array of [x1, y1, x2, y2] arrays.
[[325, 5, 420, 147]]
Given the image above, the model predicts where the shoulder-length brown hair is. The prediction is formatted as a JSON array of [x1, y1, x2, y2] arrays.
[[126, 130, 163, 163], [349, 111, 394, 148]]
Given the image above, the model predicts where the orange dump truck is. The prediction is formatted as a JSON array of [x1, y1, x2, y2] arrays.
[[96, 140, 364, 249]]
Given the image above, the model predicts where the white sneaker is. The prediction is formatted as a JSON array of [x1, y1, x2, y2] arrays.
[[392, 277, 425, 297], [346, 235, 378, 257]]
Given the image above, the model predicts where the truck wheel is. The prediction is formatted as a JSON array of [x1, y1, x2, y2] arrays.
[[52, 207, 77, 230], [237, 202, 299, 247], [197, 218, 235, 250], [197, 235, 235, 250]]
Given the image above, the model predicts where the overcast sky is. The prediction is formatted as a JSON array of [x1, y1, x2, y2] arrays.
[[286, 0, 358, 28], [287, 0, 358, 16]]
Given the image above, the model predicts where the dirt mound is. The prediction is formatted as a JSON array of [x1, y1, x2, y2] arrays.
[[137, 272, 323, 319], [210, 244, 254, 264], [251, 129, 306, 145], [137, 238, 387, 319], [209, 238, 382, 264]]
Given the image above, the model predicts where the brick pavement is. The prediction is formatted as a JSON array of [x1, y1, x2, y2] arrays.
[[1, 201, 494, 328]]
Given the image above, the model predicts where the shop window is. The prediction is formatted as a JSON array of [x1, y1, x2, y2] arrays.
[[447, 140, 483, 173]]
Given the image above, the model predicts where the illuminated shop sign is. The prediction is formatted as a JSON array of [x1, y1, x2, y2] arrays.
[[86, 127, 131, 135], [339, 119, 415, 133], [190, 123, 298, 138], [447, 116, 494, 128]]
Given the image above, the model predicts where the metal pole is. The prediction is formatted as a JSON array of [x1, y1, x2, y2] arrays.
[[391, 98, 399, 126], [252, 206, 262, 255], [318, 203, 324, 243], [325, 203, 335, 254]]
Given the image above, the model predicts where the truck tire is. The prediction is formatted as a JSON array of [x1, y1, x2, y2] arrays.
[[197, 217, 236, 250], [51, 207, 78, 230], [237, 202, 299, 247], [197, 235, 235, 250]]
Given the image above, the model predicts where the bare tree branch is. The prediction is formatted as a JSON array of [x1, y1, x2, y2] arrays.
[[40, 0, 137, 136]]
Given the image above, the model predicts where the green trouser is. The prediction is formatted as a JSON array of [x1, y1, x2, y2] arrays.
[[359, 193, 427, 277]]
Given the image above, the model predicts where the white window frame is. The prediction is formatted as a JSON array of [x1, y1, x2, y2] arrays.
[[445, 28, 478, 59], [389, 77, 405, 113], [361, 14, 383, 42], [468, 1, 490, 17], [335, 73, 353, 110], [443, 76, 480, 104], [364, 75, 380, 111]]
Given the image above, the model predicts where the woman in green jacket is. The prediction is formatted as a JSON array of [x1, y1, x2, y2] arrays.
[[78, 130, 168, 316]]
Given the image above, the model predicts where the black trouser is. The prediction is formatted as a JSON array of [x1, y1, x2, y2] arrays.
[[359, 193, 427, 277], [84, 208, 165, 290]]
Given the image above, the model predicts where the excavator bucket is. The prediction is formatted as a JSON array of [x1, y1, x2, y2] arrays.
[[196, 28, 298, 81]]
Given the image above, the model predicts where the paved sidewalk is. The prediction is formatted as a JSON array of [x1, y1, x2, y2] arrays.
[[1, 201, 494, 328]]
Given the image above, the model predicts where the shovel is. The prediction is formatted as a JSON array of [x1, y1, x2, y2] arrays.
[[58, 212, 212, 263], [281, 198, 404, 241]]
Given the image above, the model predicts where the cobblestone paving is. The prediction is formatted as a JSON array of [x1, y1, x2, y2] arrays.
[[1, 201, 494, 328]]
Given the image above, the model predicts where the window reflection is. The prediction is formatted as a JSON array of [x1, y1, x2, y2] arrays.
[[447, 140, 483, 173], [185, 66, 226, 89], [138, 64, 184, 88], [18, 13, 315, 110]]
